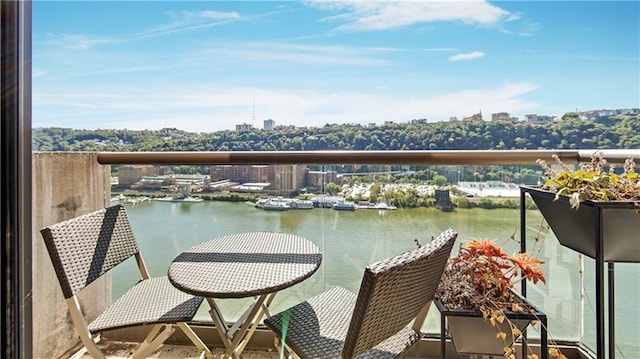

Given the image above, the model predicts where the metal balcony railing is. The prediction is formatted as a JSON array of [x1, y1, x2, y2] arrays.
[[97, 149, 640, 166]]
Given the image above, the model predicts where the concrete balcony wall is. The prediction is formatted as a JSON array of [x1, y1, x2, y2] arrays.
[[32, 152, 111, 359]]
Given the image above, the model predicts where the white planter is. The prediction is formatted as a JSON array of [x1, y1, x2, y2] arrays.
[[435, 292, 546, 356], [447, 315, 531, 355]]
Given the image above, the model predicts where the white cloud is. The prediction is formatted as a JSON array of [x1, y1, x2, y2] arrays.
[[449, 51, 485, 62], [518, 22, 540, 37], [37, 33, 114, 50], [199, 41, 396, 67], [133, 10, 242, 40], [36, 10, 244, 50], [187, 10, 241, 21], [424, 47, 458, 52], [33, 82, 539, 132], [421, 82, 539, 118], [33, 39, 397, 87], [309, 0, 511, 31], [32, 68, 47, 79]]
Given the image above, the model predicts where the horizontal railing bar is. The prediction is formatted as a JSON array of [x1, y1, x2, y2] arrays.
[[96, 149, 640, 166], [576, 149, 640, 164]]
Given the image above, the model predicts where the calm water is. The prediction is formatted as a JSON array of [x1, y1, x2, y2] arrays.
[[112, 200, 639, 357]]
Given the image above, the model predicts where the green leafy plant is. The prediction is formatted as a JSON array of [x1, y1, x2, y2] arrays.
[[536, 152, 640, 209]]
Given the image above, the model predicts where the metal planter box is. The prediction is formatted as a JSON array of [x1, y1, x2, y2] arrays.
[[435, 293, 547, 357], [524, 186, 640, 263]]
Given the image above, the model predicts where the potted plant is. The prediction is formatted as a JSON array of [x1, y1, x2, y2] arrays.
[[524, 153, 640, 359], [434, 237, 566, 359], [526, 152, 640, 262]]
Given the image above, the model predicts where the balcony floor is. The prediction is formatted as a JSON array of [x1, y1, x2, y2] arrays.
[[68, 338, 569, 359], [73, 341, 280, 359]]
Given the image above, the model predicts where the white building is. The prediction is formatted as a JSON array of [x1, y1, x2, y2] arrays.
[[264, 119, 275, 131], [235, 123, 254, 132], [457, 181, 521, 197]]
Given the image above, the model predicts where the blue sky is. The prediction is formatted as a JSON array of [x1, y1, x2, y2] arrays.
[[33, 1, 639, 132]]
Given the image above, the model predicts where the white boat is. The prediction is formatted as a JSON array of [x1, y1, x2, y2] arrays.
[[255, 197, 315, 211], [110, 194, 127, 203], [333, 201, 356, 211], [114, 195, 151, 205], [254, 199, 268, 208], [154, 196, 203, 203], [292, 200, 314, 210], [374, 202, 397, 210], [154, 183, 204, 203], [263, 200, 291, 211]]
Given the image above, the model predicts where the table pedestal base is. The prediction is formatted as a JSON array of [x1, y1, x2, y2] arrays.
[[207, 293, 277, 359]]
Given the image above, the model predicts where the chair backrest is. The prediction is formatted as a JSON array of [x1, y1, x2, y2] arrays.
[[40, 204, 141, 299], [342, 228, 457, 358]]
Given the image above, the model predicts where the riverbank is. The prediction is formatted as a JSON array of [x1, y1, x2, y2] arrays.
[[111, 189, 536, 210], [112, 189, 257, 202]]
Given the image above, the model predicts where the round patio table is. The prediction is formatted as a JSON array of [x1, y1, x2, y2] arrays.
[[168, 231, 322, 359]]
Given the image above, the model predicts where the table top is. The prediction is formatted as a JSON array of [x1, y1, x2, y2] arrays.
[[168, 232, 322, 298]]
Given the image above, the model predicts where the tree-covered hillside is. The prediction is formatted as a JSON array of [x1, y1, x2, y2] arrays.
[[33, 114, 640, 152]]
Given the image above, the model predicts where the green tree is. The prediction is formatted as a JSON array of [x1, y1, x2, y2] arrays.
[[325, 182, 342, 195], [433, 175, 448, 187], [369, 182, 381, 203]]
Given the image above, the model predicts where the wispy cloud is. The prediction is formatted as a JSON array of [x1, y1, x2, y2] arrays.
[[38, 33, 115, 49], [449, 51, 485, 62], [424, 47, 458, 52], [404, 82, 539, 123], [517, 21, 540, 37], [191, 10, 241, 20], [36, 9, 248, 49], [133, 10, 242, 39], [308, 0, 511, 31], [34, 38, 397, 86], [199, 41, 396, 67], [33, 82, 539, 131]]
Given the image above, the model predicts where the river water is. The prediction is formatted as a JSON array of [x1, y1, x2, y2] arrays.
[[111, 200, 639, 357]]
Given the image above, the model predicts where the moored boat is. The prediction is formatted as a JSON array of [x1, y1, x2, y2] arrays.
[[263, 199, 291, 211], [154, 184, 203, 203], [154, 195, 203, 203], [373, 202, 397, 210], [292, 199, 314, 210], [333, 201, 356, 211], [355, 202, 397, 210]]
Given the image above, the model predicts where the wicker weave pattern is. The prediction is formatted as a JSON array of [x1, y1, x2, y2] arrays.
[[168, 232, 322, 298], [266, 286, 354, 358], [40, 204, 140, 298], [264, 229, 457, 359], [343, 228, 457, 358], [88, 276, 203, 333], [265, 286, 421, 359]]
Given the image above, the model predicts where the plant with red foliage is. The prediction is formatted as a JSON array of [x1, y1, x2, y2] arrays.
[[436, 238, 565, 359], [439, 238, 545, 312]]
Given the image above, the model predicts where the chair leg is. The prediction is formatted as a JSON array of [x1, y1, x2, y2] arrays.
[[66, 298, 107, 359], [177, 322, 213, 359], [273, 337, 299, 359], [77, 336, 107, 359], [132, 324, 174, 359], [411, 300, 432, 332]]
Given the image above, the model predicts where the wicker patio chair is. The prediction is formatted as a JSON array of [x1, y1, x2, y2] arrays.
[[40, 204, 211, 359], [264, 228, 457, 359]]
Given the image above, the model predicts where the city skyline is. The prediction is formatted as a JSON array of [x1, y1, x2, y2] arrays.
[[33, 1, 639, 132]]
